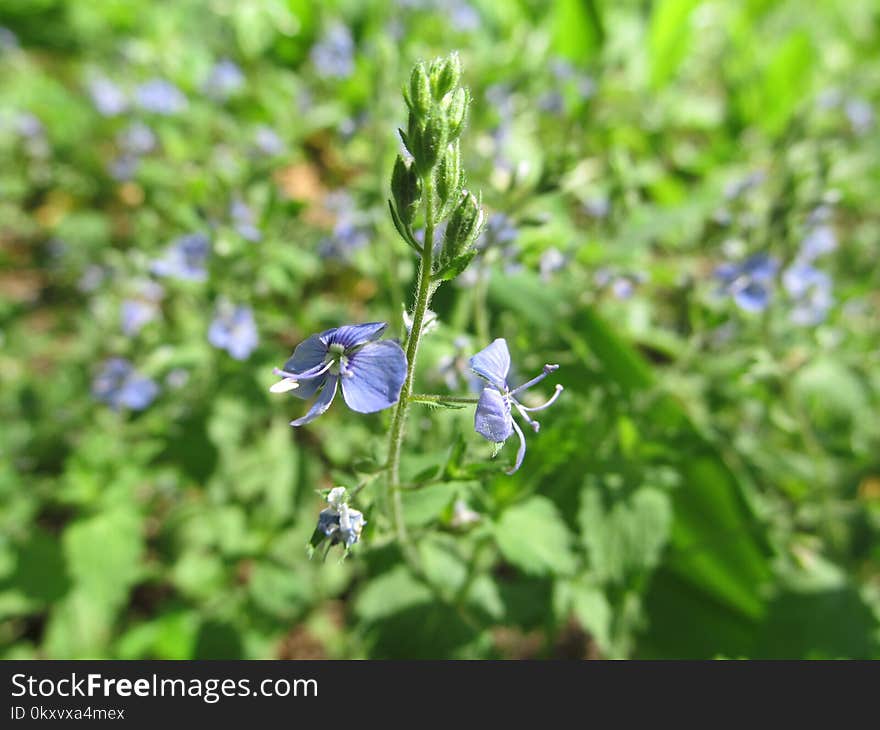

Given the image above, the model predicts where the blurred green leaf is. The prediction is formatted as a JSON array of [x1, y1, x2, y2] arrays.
[[494, 496, 577, 577]]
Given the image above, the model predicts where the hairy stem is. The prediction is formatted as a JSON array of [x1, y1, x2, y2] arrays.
[[385, 176, 437, 564], [410, 393, 480, 405]]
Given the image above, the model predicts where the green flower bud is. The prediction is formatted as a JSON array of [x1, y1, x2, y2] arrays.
[[418, 113, 448, 171], [434, 143, 461, 212], [391, 155, 422, 225], [430, 52, 461, 100], [409, 62, 432, 118], [446, 87, 469, 139], [440, 190, 483, 266]]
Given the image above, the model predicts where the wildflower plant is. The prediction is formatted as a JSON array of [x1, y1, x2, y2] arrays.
[[270, 53, 562, 559]]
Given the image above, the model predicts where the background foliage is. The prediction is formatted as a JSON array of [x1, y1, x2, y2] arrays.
[[1, 0, 879, 659]]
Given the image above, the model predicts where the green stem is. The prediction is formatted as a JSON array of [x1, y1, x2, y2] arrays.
[[385, 176, 438, 565], [410, 394, 479, 405]]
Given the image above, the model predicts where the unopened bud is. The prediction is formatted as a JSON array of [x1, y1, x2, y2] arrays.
[[434, 143, 461, 210], [430, 53, 461, 100], [441, 190, 483, 265], [391, 155, 422, 225], [447, 87, 469, 139], [409, 62, 432, 117]]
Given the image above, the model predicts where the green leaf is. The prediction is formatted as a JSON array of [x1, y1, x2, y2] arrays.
[[432, 250, 477, 282], [63, 508, 143, 614], [579, 486, 672, 583], [389, 200, 423, 254], [354, 566, 433, 622], [649, 0, 702, 88], [494, 496, 578, 577], [552, 0, 604, 63]]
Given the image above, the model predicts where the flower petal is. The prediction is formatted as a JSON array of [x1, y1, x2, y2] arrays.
[[290, 375, 338, 427], [340, 340, 407, 413], [506, 419, 527, 475], [470, 338, 511, 389], [474, 387, 513, 443], [328, 322, 388, 350], [282, 334, 330, 399]]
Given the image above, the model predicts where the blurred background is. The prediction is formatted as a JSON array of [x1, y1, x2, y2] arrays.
[[1, 0, 878, 659]]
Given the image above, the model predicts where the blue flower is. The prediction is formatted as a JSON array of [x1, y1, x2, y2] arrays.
[[845, 98, 874, 135], [151, 233, 210, 281], [87, 77, 128, 116], [203, 59, 245, 100], [317, 487, 366, 548], [270, 322, 407, 426], [0, 27, 19, 51], [310, 23, 355, 79], [135, 79, 187, 115], [254, 125, 284, 156], [317, 192, 370, 260], [230, 199, 262, 242], [470, 338, 562, 474], [92, 358, 159, 411], [783, 262, 833, 326], [208, 302, 259, 360], [799, 224, 836, 262], [714, 253, 778, 313], [109, 154, 139, 181], [117, 121, 156, 155], [120, 280, 164, 336]]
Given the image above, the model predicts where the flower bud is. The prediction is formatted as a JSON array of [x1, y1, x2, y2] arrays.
[[441, 190, 483, 265], [391, 155, 422, 225], [430, 53, 461, 100], [446, 87, 469, 139], [434, 143, 461, 211], [409, 62, 432, 118], [417, 113, 448, 171]]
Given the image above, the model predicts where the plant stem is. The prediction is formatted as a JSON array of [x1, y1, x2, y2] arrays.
[[385, 176, 437, 563], [410, 393, 479, 405]]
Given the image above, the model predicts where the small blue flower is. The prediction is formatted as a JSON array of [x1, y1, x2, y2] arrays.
[[120, 280, 164, 336], [15, 112, 43, 139], [470, 338, 563, 474], [714, 253, 778, 313], [230, 199, 262, 242], [92, 358, 159, 411], [845, 98, 874, 135], [450, 2, 480, 32], [108, 154, 140, 181], [151, 233, 210, 281], [317, 487, 366, 548], [117, 121, 156, 155], [317, 192, 370, 260], [208, 301, 259, 360], [783, 262, 833, 326], [310, 23, 355, 80], [87, 77, 128, 116], [254, 125, 284, 156], [135, 79, 187, 115], [270, 322, 407, 426], [0, 27, 19, 51], [203, 59, 245, 100], [799, 224, 836, 262]]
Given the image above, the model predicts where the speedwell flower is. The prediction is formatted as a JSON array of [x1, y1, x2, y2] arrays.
[[714, 252, 778, 313], [208, 301, 259, 360], [470, 338, 562, 474], [316, 487, 366, 548], [270, 322, 406, 426]]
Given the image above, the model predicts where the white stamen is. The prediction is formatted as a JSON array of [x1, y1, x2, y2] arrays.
[[270, 378, 300, 393]]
